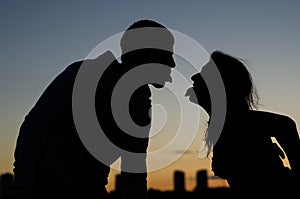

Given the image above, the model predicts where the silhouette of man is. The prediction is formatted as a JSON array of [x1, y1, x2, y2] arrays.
[[13, 19, 175, 198]]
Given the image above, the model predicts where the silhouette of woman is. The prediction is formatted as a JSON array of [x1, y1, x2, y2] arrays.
[[186, 51, 300, 196]]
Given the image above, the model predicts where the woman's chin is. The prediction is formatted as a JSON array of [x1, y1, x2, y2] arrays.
[[185, 87, 199, 105]]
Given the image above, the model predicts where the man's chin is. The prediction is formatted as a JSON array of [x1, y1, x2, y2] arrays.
[[152, 83, 164, 89]]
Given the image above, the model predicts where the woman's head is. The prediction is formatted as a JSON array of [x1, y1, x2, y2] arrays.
[[188, 51, 259, 114], [187, 72, 211, 115], [186, 51, 259, 157], [210, 51, 258, 110]]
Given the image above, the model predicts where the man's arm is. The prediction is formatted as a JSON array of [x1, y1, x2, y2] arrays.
[[13, 113, 45, 193]]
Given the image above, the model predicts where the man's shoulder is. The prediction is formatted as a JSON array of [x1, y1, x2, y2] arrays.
[[92, 51, 118, 67], [61, 51, 118, 78]]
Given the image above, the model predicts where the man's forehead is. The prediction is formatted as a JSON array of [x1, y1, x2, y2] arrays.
[[121, 28, 174, 52]]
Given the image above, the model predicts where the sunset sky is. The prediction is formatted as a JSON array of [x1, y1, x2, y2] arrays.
[[1, 0, 300, 192]]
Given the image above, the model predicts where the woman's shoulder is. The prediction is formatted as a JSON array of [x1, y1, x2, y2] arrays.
[[249, 110, 296, 126]]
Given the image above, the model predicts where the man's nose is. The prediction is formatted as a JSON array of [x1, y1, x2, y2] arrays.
[[169, 58, 176, 68], [167, 74, 173, 83]]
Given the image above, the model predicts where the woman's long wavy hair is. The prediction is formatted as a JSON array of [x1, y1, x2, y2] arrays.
[[203, 51, 260, 157]]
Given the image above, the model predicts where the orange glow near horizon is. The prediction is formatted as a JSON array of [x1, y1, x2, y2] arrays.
[[0, 151, 290, 193], [105, 150, 230, 193], [106, 168, 229, 193], [1, 137, 290, 193]]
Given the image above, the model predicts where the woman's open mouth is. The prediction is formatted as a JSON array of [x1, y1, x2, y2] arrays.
[[185, 87, 198, 104]]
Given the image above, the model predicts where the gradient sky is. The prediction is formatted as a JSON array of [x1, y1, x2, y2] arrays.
[[1, 0, 300, 192]]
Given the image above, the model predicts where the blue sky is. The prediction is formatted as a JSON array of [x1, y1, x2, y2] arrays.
[[1, 0, 300, 191]]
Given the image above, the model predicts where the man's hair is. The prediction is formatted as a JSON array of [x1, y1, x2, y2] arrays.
[[120, 19, 174, 55], [125, 19, 167, 31]]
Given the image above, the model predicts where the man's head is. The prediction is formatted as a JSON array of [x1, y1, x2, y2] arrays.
[[120, 19, 175, 88]]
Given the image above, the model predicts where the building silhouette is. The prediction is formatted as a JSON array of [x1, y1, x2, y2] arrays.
[[115, 174, 122, 193], [173, 170, 185, 192], [194, 170, 208, 192], [109, 169, 231, 199], [0, 173, 13, 198]]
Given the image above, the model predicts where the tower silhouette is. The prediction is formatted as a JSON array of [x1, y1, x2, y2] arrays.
[[0, 173, 13, 198], [194, 170, 208, 192], [115, 174, 122, 193], [174, 170, 185, 192]]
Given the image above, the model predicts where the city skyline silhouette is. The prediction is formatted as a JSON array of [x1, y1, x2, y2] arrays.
[[0, 169, 231, 198]]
